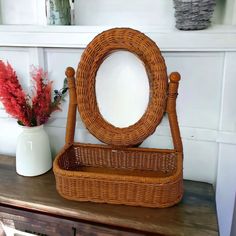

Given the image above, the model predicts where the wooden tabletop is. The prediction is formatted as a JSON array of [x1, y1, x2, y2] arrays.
[[0, 155, 218, 236]]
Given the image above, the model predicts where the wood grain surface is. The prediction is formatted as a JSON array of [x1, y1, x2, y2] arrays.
[[0, 155, 218, 236]]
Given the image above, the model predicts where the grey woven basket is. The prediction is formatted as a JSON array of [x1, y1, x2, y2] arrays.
[[173, 0, 216, 30]]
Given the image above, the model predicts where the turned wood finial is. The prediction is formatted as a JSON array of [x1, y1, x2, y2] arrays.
[[170, 72, 181, 83], [65, 67, 75, 78]]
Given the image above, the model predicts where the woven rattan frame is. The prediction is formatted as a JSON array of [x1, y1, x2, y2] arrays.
[[76, 28, 168, 147]]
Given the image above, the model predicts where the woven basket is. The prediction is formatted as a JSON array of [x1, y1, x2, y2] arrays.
[[173, 0, 216, 30], [53, 28, 183, 208]]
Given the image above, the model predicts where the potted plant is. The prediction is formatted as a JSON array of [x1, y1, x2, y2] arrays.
[[173, 0, 216, 30], [0, 61, 68, 176]]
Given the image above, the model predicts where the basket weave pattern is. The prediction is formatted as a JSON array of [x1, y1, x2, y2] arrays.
[[55, 144, 183, 207], [53, 28, 183, 208], [58, 144, 178, 173]]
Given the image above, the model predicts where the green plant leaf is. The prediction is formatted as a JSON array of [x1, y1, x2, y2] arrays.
[[17, 120, 25, 126]]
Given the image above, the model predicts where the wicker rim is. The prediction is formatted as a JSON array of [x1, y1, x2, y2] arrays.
[[76, 28, 168, 146]]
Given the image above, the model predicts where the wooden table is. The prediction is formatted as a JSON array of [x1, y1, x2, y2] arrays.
[[0, 155, 218, 236]]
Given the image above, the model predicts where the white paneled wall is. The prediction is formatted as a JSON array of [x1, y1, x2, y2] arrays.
[[0, 47, 231, 184], [0, 48, 31, 90], [165, 52, 224, 129], [217, 52, 236, 236], [1, 44, 235, 236], [1, 0, 236, 235], [74, 0, 175, 26], [219, 53, 236, 132], [216, 144, 236, 236], [0, 0, 40, 25]]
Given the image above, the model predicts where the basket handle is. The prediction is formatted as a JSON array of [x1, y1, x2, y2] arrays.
[[166, 72, 183, 152], [65, 67, 77, 145]]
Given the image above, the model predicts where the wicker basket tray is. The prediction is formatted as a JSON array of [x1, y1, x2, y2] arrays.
[[53, 28, 183, 208], [54, 143, 183, 208]]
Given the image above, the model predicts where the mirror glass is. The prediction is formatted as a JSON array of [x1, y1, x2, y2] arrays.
[[95, 51, 149, 128]]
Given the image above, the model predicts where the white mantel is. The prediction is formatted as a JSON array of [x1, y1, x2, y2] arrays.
[[0, 24, 236, 51]]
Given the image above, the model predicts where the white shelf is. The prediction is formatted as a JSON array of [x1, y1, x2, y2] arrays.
[[0, 24, 236, 51]]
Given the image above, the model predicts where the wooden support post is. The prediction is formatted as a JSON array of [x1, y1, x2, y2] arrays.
[[65, 67, 77, 145], [166, 72, 183, 152]]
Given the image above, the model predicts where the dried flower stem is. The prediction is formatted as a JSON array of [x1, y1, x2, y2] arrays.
[[0, 61, 67, 127]]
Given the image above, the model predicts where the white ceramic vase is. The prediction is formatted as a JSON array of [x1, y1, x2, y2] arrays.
[[16, 125, 52, 177]]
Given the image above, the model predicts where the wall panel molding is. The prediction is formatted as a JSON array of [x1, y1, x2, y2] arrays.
[[1, 25, 236, 51]]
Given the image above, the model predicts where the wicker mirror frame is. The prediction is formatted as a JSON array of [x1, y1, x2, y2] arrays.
[[76, 28, 168, 146]]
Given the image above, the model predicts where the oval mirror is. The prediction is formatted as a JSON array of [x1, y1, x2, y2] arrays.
[[95, 51, 149, 128], [77, 27, 167, 146]]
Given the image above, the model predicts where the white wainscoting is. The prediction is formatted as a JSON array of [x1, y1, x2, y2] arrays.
[[0, 31, 236, 236], [0, 46, 224, 181]]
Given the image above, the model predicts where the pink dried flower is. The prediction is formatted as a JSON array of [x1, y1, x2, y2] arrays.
[[0, 61, 67, 127], [0, 61, 30, 126], [31, 66, 53, 126]]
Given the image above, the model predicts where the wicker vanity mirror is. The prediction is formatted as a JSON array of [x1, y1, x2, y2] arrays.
[[95, 51, 149, 128], [53, 28, 183, 208]]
